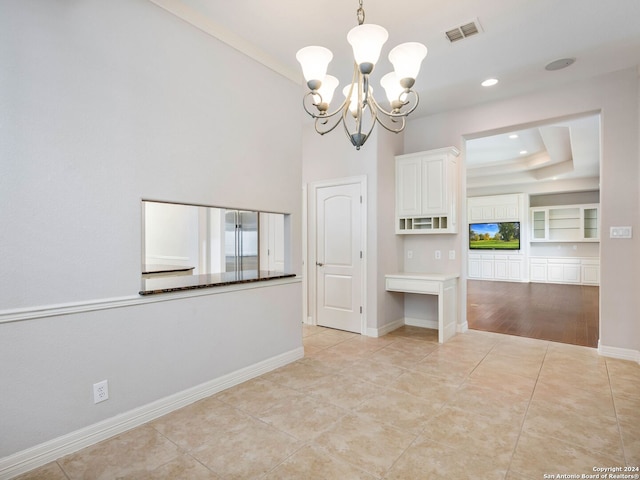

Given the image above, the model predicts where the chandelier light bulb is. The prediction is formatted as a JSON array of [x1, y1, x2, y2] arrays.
[[296, 46, 333, 90], [388, 42, 427, 86], [343, 84, 373, 115], [347, 24, 389, 74], [313, 75, 339, 108], [380, 72, 405, 107]]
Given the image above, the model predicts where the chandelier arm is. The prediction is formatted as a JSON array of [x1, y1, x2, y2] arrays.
[[362, 97, 378, 139], [369, 90, 421, 118], [314, 115, 345, 136], [367, 95, 407, 134], [354, 72, 366, 143], [301, 91, 350, 120], [375, 111, 407, 134], [396, 90, 420, 117]]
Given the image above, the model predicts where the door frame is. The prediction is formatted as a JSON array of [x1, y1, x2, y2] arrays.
[[304, 175, 367, 334]]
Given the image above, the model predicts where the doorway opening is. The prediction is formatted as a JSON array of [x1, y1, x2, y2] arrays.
[[463, 112, 601, 347]]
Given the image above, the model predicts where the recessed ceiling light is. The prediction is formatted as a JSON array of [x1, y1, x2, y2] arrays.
[[509, 134, 518, 139], [481, 78, 498, 87], [520, 150, 528, 155]]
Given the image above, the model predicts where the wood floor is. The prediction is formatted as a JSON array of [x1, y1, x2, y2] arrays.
[[467, 280, 599, 348]]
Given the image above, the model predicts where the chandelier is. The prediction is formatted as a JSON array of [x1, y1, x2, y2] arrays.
[[296, 0, 427, 150]]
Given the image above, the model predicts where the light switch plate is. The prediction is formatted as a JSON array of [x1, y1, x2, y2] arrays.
[[610, 226, 632, 239]]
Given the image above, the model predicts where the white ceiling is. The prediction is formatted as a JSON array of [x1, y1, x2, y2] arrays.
[[152, 0, 639, 191], [466, 113, 601, 192]]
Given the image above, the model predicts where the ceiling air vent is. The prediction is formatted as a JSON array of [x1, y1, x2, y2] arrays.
[[445, 19, 482, 43]]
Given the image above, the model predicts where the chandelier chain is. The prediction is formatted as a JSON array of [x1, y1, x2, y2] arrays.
[[356, 0, 365, 25]]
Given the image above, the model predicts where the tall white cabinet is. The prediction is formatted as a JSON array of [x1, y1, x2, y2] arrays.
[[396, 147, 460, 234], [467, 194, 527, 282]]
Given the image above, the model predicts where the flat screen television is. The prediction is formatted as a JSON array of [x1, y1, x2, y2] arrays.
[[469, 222, 520, 250]]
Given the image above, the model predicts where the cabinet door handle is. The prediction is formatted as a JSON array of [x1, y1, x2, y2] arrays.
[[316, 262, 324, 267]]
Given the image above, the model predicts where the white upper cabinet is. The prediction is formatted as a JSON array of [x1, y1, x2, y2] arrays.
[[396, 158, 422, 217], [529, 204, 599, 242], [468, 194, 521, 222], [395, 147, 460, 234]]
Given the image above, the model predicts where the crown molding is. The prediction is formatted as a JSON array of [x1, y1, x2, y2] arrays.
[[147, 0, 301, 84]]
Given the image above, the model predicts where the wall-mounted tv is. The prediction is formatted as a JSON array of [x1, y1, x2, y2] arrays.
[[469, 222, 520, 250]]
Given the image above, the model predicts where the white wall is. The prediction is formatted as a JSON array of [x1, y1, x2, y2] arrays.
[[0, 0, 302, 463], [403, 68, 639, 354], [301, 124, 404, 333]]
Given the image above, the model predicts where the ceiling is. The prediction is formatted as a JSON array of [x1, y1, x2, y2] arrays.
[[466, 113, 601, 193], [152, 0, 638, 191]]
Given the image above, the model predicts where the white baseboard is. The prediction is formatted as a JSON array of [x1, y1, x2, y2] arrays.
[[598, 342, 640, 364], [457, 321, 469, 333], [0, 347, 304, 480], [404, 316, 438, 330], [366, 318, 404, 337], [366, 317, 443, 338]]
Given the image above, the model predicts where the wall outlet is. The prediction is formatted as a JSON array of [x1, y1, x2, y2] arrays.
[[449, 250, 455, 260], [93, 380, 109, 404], [435, 250, 441, 260], [407, 250, 413, 259]]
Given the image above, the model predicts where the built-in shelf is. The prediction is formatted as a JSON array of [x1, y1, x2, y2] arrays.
[[530, 204, 599, 242]]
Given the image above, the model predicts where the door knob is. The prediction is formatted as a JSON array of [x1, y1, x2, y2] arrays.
[[316, 262, 324, 267]]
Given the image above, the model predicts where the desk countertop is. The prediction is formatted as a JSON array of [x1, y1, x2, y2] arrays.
[[385, 272, 460, 282]]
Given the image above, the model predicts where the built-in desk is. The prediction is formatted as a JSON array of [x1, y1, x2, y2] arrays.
[[385, 273, 459, 343]]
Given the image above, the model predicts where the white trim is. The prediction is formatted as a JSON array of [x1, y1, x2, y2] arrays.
[[457, 321, 469, 333], [404, 316, 439, 330], [147, 0, 300, 84], [367, 318, 404, 338], [0, 347, 304, 479], [302, 184, 308, 325], [0, 277, 301, 325], [598, 342, 640, 364]]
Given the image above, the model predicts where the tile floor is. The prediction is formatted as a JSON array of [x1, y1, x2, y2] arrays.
[[16, 326, 640, 479]]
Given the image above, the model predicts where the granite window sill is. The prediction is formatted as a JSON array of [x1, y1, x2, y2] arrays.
[[139, 270, 296, 295]]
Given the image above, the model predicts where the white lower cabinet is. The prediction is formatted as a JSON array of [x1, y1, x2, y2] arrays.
[[468, 254, 524, 282], [481, 255, 494, 279], [470, 255, 599, 285], [529, 257, 599, 286], [530, 259, 547, 282], [581, 260, 600, 285]]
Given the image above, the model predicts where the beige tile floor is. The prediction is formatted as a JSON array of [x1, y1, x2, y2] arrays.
[[17, 325, 640, 479]]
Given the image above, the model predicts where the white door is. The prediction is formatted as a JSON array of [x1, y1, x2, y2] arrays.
[[315, 182, 363, 333]]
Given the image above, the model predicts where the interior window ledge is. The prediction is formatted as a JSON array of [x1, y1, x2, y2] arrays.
[[139, 270, 297, 296]]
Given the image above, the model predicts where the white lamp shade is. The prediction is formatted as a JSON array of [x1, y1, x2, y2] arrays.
[[380, 72, 405, 104], [315, 75, 339, 105], [343, 84, 373, 114], [296, 46, 333, 84], [347, 24, 388, 67], [388, 42, 427, 80]]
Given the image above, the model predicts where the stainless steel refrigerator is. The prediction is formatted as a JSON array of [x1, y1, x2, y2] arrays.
[[224, 210, 258, 273]]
